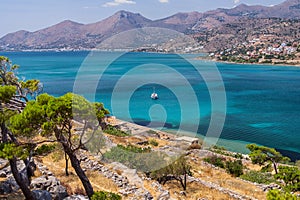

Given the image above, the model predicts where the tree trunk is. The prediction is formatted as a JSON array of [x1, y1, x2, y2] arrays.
[[1, 122, 8, 143], [63, 145, 94, 197], [273, 161, 278, 174], [23, 158, 36, 184], [10, 158, 36, 200], [99, 119, 107, 131], [183, 173, 187, 191], [54, 127, 94, 198], [65, 152, 69, 176], [1, 122, 35, 200]]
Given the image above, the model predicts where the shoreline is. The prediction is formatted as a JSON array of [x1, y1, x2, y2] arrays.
[[193, 56, 300, 67], [215, 60, 300, 68], [110, 118, 300, 161]]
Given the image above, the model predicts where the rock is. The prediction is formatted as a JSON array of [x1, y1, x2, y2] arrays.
[[49, 185, 68, 200], [143, 191, 154, 199], [0, 171, 7, 178], [32, 190, 52, 200], [0, 181, 13, 194], [31, 175, 68, 200], [157, 190, 170, 200], [6, 176, 19, 191], [64, 195, 89, 200], [111, 162, 143, 187]]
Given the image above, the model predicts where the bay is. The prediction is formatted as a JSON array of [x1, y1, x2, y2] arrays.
[[1, 51, 300, 160]]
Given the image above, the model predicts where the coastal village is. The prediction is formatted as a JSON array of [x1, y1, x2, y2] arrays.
[[211, 36, 300, 65]]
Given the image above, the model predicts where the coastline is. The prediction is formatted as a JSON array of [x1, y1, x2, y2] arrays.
[[215, 60, 300, 68], [111, 118, 250, 153], [194, 56, 300, 68], [111, 118, 300, 161]]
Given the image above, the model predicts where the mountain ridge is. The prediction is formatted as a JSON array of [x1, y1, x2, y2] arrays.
[[1, 0, 299, 51]]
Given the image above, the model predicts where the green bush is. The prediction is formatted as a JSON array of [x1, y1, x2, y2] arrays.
[[234, 153, 243, 159], [240, 170, 275, 184], [34, 144, 56, 155], [274, 166, 300, 192], [203, 155, 225, 168], [104, 125, 130, 137], [91, 191, 121, 200], [149, 139, 159, 146], [103, 144, 167, 172], [267, 189, 299, 200], [225, 160, 243, 177]]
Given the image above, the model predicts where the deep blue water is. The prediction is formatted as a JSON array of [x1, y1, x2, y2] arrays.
[[1, 51, 300, 159]]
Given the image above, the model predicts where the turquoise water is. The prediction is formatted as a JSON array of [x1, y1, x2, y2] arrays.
[[1, 51, 300, 159]]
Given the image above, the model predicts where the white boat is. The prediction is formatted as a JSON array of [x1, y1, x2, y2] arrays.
[[151, 92, 158, 100], [151, 87, 159, 100]]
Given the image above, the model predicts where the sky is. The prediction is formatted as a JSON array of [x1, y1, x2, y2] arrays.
[[0, 0, 286, 37]]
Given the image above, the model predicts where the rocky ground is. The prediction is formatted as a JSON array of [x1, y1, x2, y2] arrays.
[[0, 119, 273, 200]]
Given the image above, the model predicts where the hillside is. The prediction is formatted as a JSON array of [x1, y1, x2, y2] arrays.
[[0, 119, 283, 200], [1, 0, 300, 51]]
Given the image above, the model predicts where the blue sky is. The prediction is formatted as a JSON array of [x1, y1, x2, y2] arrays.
[[0, 0, 285, 37]]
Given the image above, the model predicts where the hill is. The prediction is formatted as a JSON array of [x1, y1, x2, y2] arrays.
[[0, 0, 300, 51]]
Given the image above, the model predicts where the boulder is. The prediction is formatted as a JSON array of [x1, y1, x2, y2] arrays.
[[0, 181, 13, 194], [49, 185, 68, 200], [32, 190, 52, 200]]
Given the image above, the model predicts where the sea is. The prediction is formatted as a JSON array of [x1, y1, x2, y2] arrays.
[[1, 51, 300, 160]]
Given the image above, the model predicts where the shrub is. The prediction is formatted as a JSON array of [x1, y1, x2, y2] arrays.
[[150, 156, 192, 191], [234, 153, 243, 159], [274, 166, 300, 192], [104, 144, 166, 172], [149, 139, 159, 146], [240, 170, 275, 184], [104, 125, 130, 137], [267, 189, 299, 200], [34, 144, 56, 155], [203, 155, 225, 168], [91, 191, 121, 200], [225, 160, 244, 177]]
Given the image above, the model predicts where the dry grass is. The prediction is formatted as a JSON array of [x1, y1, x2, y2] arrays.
[[41, 152, 119, 195], [143, 179, 236, 200], [167, 181, 236, 200], [189, 158, 267, 200]]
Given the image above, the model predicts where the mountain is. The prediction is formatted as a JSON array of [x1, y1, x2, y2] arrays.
[[1, 0, 300, 51]]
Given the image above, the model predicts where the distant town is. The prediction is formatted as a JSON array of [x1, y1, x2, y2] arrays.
[[211, 36, 300, 65]]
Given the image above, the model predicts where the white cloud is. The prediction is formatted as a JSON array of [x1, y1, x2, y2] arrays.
[[234, 0, 240, 4], [103, 0, 136, 7], [159, 0, 169, 3]]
